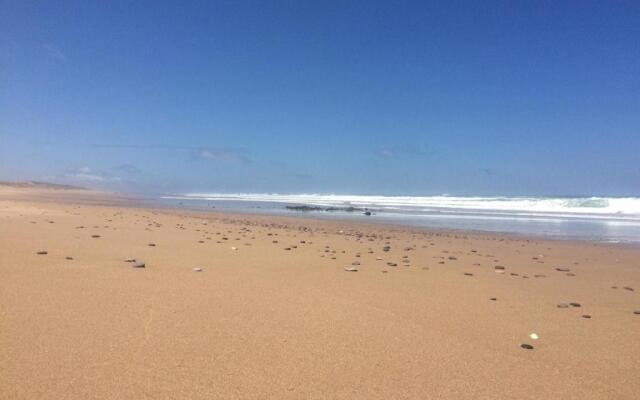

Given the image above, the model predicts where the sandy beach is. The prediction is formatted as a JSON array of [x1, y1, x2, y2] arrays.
[[1, 185, 639, 400]]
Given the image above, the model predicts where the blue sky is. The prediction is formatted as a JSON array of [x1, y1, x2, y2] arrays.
[[1, 1, 639, 196]]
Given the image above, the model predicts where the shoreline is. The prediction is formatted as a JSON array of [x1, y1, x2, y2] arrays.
[[2, 185, 637, 248]]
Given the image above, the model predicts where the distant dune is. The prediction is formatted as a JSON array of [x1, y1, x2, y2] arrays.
[[0, 181, 88, 190]]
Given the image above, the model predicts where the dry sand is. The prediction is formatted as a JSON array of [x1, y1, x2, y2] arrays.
[[1, 186, 639, 399]]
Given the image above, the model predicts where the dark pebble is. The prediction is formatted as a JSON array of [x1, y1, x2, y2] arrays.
[[37, 251, 48, 255], [521, 344, 534, 350], [582, 315, 591, 319], [569, 302, 581, 307], [133, 262, 146, 268], [148, 243, 156, 247], [65, 256, 73, 260]]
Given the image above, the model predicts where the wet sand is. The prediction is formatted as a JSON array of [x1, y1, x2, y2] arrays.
[[1, 186, 639, 399]]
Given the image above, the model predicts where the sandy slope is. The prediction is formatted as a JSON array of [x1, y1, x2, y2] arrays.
[[1, 187, 639, 399]]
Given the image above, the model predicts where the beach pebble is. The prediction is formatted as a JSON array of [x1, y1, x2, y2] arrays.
[[65, 256, 73, 260], [521, 344, 534, 350], [125, 259, 136, 263], [557, 303, 570, 309], [132, 262, 146, 268], [623, 287, 635, 292], [37, 251, 48, 255], [344, 267, 358, 272], [582, 314, 591, 319], [91, 235, 101, 238], [193, 267, 203, 272], [490, 297, 497, 301], [633, 311, 640, 315], [570, 302, 581, 307], [529, 333, 539, 340], [464, 272, 473, 276], [383, 246, 391, 252], [148, 243, 156, 247], [231, 246, 238, 250]]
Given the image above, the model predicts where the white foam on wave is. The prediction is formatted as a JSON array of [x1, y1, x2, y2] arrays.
[[169, 193, 640, 220]]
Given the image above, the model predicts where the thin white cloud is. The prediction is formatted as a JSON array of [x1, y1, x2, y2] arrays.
[[196, 148, 249, 163], [42, 43, 67, 62], [63, 167, 121, 183]]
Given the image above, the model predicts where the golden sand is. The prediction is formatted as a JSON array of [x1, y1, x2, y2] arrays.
[[1, 187, 639, 399]]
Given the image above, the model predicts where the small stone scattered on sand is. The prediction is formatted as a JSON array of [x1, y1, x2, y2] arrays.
[[65, 256, 73, 260], [582, 314, 591, 319], [557, 303, 570, 308], [133, 262, 146, 268], [37, 251, 48, 255], [193, 267, 203, 272], [148, 243, 156, 247], [570, 302, 581, 307], [344, 267, 358, 272], [521, 344, 534, 350], [91, 235, 101, 238]]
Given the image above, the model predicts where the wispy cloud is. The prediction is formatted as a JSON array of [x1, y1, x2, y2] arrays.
[[63, 166, 120, 183], [193, 148, 250, 164], [376, 148, 396, 158], [42, 43, 67, 62], [374, 144, 430, 160], [92, 143, 251, 164]]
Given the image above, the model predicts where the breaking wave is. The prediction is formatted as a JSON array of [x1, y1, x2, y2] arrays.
[[171, 193, 640, 220]]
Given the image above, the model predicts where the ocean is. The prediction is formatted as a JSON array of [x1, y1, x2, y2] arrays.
[[159, 193, 640, 244]]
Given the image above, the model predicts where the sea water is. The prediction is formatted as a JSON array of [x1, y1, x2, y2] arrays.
[[159, 193, 640, 243]]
